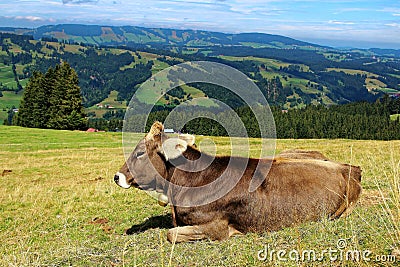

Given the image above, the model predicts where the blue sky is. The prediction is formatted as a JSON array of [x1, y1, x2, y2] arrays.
[[1, 0, 400, 48]]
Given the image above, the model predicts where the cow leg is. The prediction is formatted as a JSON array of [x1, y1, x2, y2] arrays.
[[167, 220, 230, 243], [167, 226, 206, 243], [170, 206, 178, 227]]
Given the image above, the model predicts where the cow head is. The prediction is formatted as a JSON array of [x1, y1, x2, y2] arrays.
[[114, 121, 195, 204]]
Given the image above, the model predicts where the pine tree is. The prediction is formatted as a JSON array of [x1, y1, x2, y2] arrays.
[[46, 62, 87, 130], [17, 71, 47, 128], [17, 62, 87, 130]]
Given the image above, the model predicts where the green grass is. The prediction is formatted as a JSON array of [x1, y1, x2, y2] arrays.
[[0, 90, 22, 109], [219, 55, 291, 71], [326, 68, 377, 77], [325, 68, 400, 93], [0, 90, 23, 123], [391, 114, 400, 121], [124, 33, 164, 44], [151, 60, 171, 74], [259, 71, 326, 107], [0, 64, 16, 83], [134, 72, 219, 108], [180, 84, 205, 98], [0, 63, 28, 92], [87, 90, 127, 118], [322, 53, 349, 62], [380, 88, 400, 94], [239, 42, 276, 48], [90, 90, 126, 109], [0, 126, 399, 266]]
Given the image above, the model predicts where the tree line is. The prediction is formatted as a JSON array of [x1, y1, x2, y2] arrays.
[[118, 96, 400, 140]]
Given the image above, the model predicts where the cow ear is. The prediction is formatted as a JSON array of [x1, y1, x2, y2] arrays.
[[161, 138, 188, 161], [178, 134, 195, 146], [146, 121, 164, 141]]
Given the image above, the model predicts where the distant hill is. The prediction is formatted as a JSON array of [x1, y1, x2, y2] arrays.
[[369, 48, 400, 58], [0, 24, 322, 49]]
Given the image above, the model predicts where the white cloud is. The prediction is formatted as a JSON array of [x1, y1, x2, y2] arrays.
[[328, 20, 355, 25], [15, 16, 44, 21], [380, 7, 400, 13], [62, 0, 99, 4], [385, 23, 400, 28], [1, 0, 399, 48]]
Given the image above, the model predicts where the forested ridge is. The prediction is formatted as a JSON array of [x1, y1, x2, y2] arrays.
[[1, 29, 400, 139], [1, 30, 399, 109]]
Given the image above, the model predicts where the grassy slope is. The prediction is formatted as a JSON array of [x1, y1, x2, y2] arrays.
[[0, 63, 16, 86], [86, 51, 215, 115], [87, 90, 126, 118], [391, 114, 400, 121], [0, 90, 23, 123], [220, 57, 399, 103], [0, 125, 399, 266], [326, 68, 397, 92]]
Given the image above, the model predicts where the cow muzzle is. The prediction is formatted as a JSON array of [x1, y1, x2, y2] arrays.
[[114, 173, 169, 206], [114, 172, 131, 189]]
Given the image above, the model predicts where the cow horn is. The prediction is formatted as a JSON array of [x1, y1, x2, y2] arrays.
[[146, 121, 164, 140]]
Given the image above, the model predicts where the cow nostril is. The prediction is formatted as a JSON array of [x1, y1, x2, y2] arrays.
[[114, 174, 119, 183]]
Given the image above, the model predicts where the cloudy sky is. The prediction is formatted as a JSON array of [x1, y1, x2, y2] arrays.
[[1, 0, 400, 48]]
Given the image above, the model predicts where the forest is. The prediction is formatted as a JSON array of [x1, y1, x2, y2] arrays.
[[90, 96, 400, 140]]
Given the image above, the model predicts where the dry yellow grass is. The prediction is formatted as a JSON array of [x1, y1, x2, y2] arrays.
[[0, 126, 399, 266]]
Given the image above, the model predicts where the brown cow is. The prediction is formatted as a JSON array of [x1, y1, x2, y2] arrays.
[[277, 149, 329, 160], [114, 121, 362, 243]]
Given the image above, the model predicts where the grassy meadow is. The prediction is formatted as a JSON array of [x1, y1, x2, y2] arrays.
[[0, 125, 399, 266]]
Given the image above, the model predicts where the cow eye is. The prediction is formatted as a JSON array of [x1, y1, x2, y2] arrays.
[[135, 151, 145, 158]]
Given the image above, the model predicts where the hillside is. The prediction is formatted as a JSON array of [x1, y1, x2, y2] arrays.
[[1, 25, 400, 123]]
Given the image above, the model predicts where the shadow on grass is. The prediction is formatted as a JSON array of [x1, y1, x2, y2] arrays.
[[125, 214, 173, 235]]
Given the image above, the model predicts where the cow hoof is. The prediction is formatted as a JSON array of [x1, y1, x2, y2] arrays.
[[167, 229, 177, 243]]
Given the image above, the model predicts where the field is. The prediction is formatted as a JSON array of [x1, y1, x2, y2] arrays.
[[391, 114, 400, 121], [87, 90, 127, 118], [0, 126, 399, 266], [219, 55, 292, 70], [0, 90, 23, 123]]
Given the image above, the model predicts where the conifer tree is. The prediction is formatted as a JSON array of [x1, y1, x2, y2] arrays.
[[17, 62, 87, 130], [17, 71, 47, 128]]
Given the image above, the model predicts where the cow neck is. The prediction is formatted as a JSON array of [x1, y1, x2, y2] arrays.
[[165, 161, 177, 182], [166, 146, 203, 178], [183, 145, 202, 160]]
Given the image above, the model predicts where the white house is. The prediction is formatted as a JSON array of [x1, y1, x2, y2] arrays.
[[164, 129, 174, 134]]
